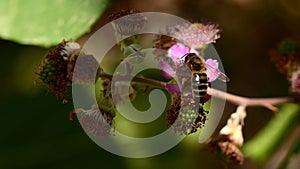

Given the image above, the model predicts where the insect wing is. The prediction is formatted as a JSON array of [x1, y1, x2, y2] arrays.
[[181, 53, 230, 82], [205, 63, 230, 82]]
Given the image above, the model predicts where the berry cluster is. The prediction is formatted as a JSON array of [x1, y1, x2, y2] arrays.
[[270, 38, 300, 95]]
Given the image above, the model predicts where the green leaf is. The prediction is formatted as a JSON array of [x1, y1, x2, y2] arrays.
[[242, 103, 300, 164], [0, 0, 111, 47]]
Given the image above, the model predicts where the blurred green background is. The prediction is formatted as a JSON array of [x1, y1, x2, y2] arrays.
[[1, 0, 300, 168]]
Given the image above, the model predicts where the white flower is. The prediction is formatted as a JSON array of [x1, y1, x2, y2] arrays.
[[169, 23, 220, 49], [220, 106, 246, 146]]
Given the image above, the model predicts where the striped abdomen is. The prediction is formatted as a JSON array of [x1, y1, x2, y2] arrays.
[[192, 72, 208, 103]]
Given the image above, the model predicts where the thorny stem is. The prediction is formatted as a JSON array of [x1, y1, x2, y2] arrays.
[[98, 73, 294, 111]]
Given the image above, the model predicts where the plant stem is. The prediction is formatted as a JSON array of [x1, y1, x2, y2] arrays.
[[263, 123, 300, 169], [99, 73, 294, 111], [99, 73, 166, 88], [207, 88, 294, 111]]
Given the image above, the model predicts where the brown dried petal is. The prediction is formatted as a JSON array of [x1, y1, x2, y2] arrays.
[[207, 136, 244, 165]]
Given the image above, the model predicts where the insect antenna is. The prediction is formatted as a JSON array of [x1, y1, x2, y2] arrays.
[[128, 44, 144, 58], [181, 53, 192, 59]]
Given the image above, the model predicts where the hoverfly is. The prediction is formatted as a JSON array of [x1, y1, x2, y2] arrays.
[[183, 53, 229, 103]]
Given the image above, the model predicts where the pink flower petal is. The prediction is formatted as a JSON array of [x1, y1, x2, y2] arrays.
[[206, 59, 218, 69], [168, 43, 190, 63], [158, 61, 176, 79], [166, 84, 181, 94], [205, 59, 219, 82], [290, 67, 300, 94], [201, 94, 211, 104]]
